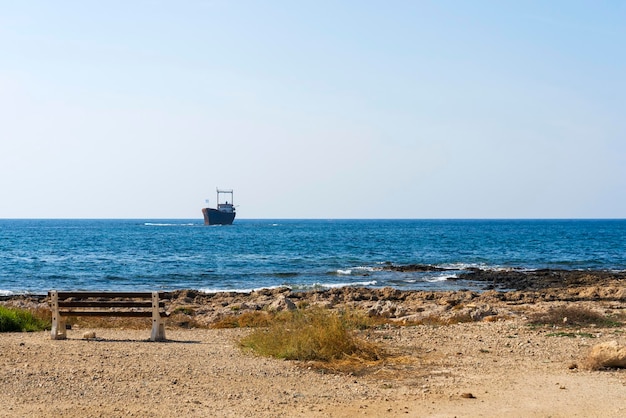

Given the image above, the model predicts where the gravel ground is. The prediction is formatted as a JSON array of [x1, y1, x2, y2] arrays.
[[2, 316, 625, 417]]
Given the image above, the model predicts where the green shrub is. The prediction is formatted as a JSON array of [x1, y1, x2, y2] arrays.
[[546, 331, 595, 338], [172, 306, 196, 315], [0, 306, 50, 332]]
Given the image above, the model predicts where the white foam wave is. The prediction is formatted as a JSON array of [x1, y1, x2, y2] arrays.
[[335, 266, 378, 275], [198, 284, 291, 294], [424, 274, 457, 283], [353, 266, 378, 272], [0, 290, 14, 296], [144, 222, 196, 227], [397, 274, 456, 284], [438, 262, 485, 270], [314, 280, 377, 289], [439, 263, 515, 272], [212, 281, 379, 292]]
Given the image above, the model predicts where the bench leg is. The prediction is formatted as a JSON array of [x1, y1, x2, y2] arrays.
[[51, 316, 67, 340], [151, 291, 166, 341], [50, 290, 67, 340], [151, 321, 165, 342]]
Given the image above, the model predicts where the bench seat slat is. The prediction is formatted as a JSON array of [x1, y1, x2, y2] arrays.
[[57, 311, 169, 318], [53, 291, 164, 299], [58, 301, 165, 308]]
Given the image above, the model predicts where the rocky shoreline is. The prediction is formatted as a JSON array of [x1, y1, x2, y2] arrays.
[[165, 268, 626, 326], [3, 268, 625, 326]]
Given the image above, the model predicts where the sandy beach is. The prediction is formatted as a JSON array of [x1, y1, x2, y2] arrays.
[[2, 270, 626, 417]]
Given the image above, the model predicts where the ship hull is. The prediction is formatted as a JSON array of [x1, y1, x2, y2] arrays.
[[202, 208, 236, 225]]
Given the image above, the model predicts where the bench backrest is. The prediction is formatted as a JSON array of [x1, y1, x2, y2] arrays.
[[49, 291, 167, 317]]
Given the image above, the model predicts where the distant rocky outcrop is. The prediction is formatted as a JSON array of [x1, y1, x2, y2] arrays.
[[456, 268, 626, 290]]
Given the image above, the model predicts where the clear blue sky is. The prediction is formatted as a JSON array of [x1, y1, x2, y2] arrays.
[[1, 1, 624, 219]]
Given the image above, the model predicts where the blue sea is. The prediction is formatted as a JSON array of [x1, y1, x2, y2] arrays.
[[1, 219, 625, 296]]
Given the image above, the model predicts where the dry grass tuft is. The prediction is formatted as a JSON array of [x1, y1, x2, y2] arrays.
[[412, 312, 477, 326], [210, 311, 274, 329], [337, 308, 392, 330], [239, 308, 385, 364], [66, 316, 154, 330], [528, 306, 622, 328], [69, 312, 212, 330], [29, 306, 52, 322], [167, 312, 208, 329], [213, 308, 389, 330]]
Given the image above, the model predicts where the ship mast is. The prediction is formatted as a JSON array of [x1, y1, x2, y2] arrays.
[[216, 188, 234, 206]]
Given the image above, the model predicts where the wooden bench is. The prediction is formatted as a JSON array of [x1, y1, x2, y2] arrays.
[[48, 290, 169, 341]]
